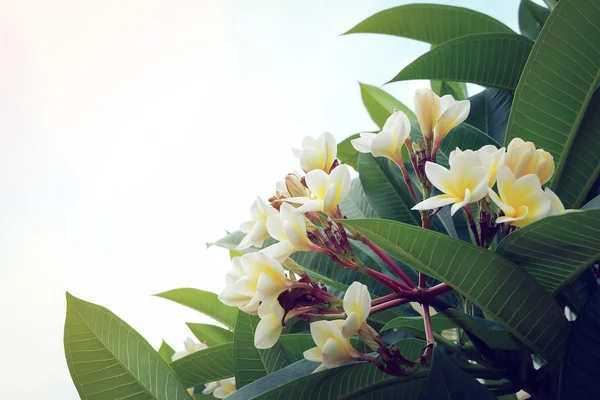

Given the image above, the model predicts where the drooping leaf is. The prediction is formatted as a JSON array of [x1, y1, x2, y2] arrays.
[[230, 338, 428, 400], [339, 219, 571, 363], [359, 82, 415, 128], [158, 340, 176, 363], [343, 4, 513, 44], [465, 88, 514, 143], [337, 133, 361, 170], [553, 90, 600, 208], [496, 210, 600, 294], [186, 323, 233, 346], [388, 34, 533, 91], [64, 293, 192, 400], [419, 345, 496, 399], [505, 0, 600, 194], [559, 289, 600, 399], [234, 313, 289, 388], [170, 343, 235, 387], [518, 0, 550, 40], [154, 288, 238, 329]]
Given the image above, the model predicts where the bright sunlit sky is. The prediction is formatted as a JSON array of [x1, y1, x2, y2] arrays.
[[0, 1, 537, 398]]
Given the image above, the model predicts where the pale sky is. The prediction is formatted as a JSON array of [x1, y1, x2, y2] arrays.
[[0, 1, 527, 398]]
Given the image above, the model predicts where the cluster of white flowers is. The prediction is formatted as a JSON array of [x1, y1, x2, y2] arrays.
[[172, 338, 236, 399]]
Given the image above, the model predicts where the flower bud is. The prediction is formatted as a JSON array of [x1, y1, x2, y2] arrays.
[[285, 173, 307, 198], [414, 88, 440, 141], [341, 282, 371, 338], [433, 95, 470, 146], [505, 138, 555, 184], [293, 132, 337, 173]]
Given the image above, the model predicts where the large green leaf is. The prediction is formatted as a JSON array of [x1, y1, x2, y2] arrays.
[[496, 210, 600, 294], [518, 0, 550, 40], [343, 4, 513, 44], [170, 343, 235, 387], [337, 134, 360, 170], [339, 177, 380, 220], [359, 83, 415, 128], [186, 323, 233, 346], [232, 338, 428, 400], [234, 312, 289, 388], [64, 293, 192, 400], [554, 91, 600, 208], [559, 289, 600, 399], [436, 123, 502, 169], [431, 80, 468, 100], [339, 219, 571, 363], [158, 340, 175, 363], [154, 288, 238, 329], [465, 88, 514, 143], [388, 34, 533, 91], [505, 0, 600, 195]]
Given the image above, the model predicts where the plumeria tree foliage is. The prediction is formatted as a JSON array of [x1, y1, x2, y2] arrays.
[[63, 0, 600, 399]]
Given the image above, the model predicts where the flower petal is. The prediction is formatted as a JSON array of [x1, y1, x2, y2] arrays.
[[412, 194, 459, 211], [305, 169, 329, 199], [254, 312, 283, 349], [424, 161, 453, 194]]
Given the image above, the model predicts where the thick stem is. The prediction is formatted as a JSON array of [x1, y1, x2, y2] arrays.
[[462, 205, 482, 247], [370, 297, 412, 314], [424, 283, 453, 297], [421, 304, 435, 362], [355, 233, 417, 289], [371, 291, 404, 306], [333, 256, 407, 292]]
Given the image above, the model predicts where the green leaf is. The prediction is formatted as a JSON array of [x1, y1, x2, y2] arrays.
[[505, 0, 600, 194], [559, 268, 598, 314], [431, 80, 468, 100], [186, 323, 233, 346], [158, 340, 175, 363], [170, 343, 234, 387], [559, 289, 600, 399], [496, 210, 600, 294], [343, 4, 513, 44], [388, 34, 533, 91], [207, 230, 246, 250], [238, 338, 428, 400], [339, 178, 380, 220], [518, 0, 550, 40], [582, 193, 600, 210], [64, 292, 192, 400], [278, 334, 316, 363], [337, 134, 360, 170], [553, 91, 600, 208], [154, 288, 238, 329], [437, 123, 502, 169], [382, 314, 457, 334], [234, 312, 289, 388], [465, 88, 514, 143], [338, 219, 571, 363], [420, 345, 496, 399], [359, 82, 415, 128]]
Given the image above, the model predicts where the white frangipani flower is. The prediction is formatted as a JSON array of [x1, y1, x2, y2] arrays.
[[212, 377, 237, 399], [414, 88, 440, 141], [351, 110, 411, 163], [172, 337, 208, 362], [265, 202, 318, 260], [475, 145, 506, 187], [286, 165, 351, 217], [433, 95, 470, 148], [545, 188, 570, 216], [303, 320, 360, 373], [218, 257, 259, 314], [254, 300, 285, 349], [293, 132, 337, 173], [412, 149, 489, 215], [504, 138, 555, 184], [341, 282, 371, 338], [202, 381, 220, 395], [488, 166, 551, 227], [237, 196, 278, 250]]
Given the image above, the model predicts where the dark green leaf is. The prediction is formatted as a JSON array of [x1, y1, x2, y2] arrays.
[[382, 314, 457, 334], [155, 288, 238, 329], [339, 219, 571, 363], [519, 0, 550, 40], [420, 345, 496, 399], [64, 293, 192, 400], [559, 289, 600, 399], [465, 88, 514, 143], [505, 0, 600, 195], [337, 134, 360, 170], [344, 4, 513, 44], [158, 340, 176, 363], [559, 268, 598, 314], [359, 83, 415, 129], [278, 334, 316, 363], [582, 193, 600, 210], [186, 323, 233, 346], [388, 34, 533, 91], [496, 210, 600, 294], [234, 313, 289, 388], [171, 343, 234, 387], [431, 80, 468, 100], [340, 178, 380, 220]]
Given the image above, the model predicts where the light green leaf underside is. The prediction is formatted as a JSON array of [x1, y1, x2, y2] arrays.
[[388, 33, 533, 91], [554, 91, 600, 208], [154, 288, 238, 329], [158, 340, 175, 364], [343, 4, 513, 44], [64, 293, 192, 400], [359, 83, 415, 129], [254, 339, 428, 400], [339, 219, 571, 363], [337, 133, 361, 170], [186, 323, 233, 346], [496, 209, 600, 295], [505, 0, 600, 195], [171, 343, 235, 387], [234, 313, 289, 388]]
